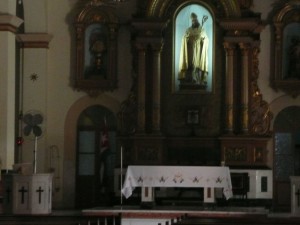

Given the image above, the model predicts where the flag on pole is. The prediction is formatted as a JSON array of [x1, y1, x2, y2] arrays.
[[99, 117, 109, 189], [100, 117, 109, 155]]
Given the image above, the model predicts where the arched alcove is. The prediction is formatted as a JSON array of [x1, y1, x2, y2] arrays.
[[174, 3, 214, 92], [63, 94, 120, 208], [76, 105, 117, 208], [273, 106, 300, 211], [146, 0, 241, 18]]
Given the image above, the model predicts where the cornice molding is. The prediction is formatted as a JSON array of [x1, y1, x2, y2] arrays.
[[0, 14, 23, 33], [146, 0, 241, 18], [219, 18, 265, 33], [16, 33, 53, 48]]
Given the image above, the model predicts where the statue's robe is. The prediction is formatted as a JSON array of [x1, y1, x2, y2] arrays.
[[178, 27, 209, 84]]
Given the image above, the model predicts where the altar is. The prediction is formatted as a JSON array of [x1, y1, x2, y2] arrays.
[[121, 166, 233, 205]]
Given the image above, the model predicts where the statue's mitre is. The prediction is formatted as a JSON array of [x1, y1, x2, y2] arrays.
[[190, 12, 197, 19]]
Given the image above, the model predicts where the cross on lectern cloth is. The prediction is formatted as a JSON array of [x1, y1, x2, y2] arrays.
[[296, 189, 300, 207], [18, 186, 28, 204], [36, 186, 44, 204]]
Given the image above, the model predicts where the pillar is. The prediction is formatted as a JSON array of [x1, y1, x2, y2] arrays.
[[135, 41, 147, 134], [151, 43, 163, 134], [0, 7, 23, 170], [239, 43, 250, 133], [223, 42, 236, 133]]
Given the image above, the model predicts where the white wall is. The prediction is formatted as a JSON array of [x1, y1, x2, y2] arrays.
[[252, 0, 300, 120], [21, 0, 136, 207]]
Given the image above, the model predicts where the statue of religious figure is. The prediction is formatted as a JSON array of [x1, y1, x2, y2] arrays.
[[178, 13, 209, 89]]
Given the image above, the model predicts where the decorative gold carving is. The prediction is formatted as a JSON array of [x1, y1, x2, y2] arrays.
[[118, 91, 137, 135], [225, 147, 247, 162], [254, 147, 263, 162], [221, 136, 269, 167], [250, 46, 273, 135]]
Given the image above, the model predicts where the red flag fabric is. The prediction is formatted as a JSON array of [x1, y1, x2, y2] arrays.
[[99, 117, 109, 189], [100, 118, 109, 154]]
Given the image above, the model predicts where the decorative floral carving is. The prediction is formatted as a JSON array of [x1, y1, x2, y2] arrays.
[[118, 91, 137, 135], [249, 47, 273, 135]]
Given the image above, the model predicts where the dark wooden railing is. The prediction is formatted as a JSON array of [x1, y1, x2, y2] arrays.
[[171, 216, 300, 225], [0, 214, 120, 225], [1, 211, 300, 225]]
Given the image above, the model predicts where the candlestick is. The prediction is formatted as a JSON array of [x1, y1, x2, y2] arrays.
[[120, 145, 123, 206], [121, 146, 123, 169], [33, 136, 37, 174]]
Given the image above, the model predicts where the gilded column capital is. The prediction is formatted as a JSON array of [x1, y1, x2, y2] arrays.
[[238, 42, 251, 51], [223, 42, 237, 57], [134, 41, 148, 51], [223, 41, 236, 49]]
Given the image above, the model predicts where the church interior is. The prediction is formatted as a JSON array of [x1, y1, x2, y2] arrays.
[[1, 0, 300, 224]]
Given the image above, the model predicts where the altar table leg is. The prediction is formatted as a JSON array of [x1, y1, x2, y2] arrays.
[[141, 187, 155, 202], [141, 187, 155, 208], [204, 187, 215, 203]]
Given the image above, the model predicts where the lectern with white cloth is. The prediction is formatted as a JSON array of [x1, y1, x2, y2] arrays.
[[121, 166, 233, 204], [3, 173, 53, 214], [290, 176, 300, 215]]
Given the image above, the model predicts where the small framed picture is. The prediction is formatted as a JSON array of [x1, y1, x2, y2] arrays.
[[254, 147, 264, 163], [187, 110, 199, 125]]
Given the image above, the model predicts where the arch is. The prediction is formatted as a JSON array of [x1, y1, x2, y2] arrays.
[[62, 94, 120, 207], [269, 95, 300, 130], [274, 105, 300, 131], [272, 102, 300, 210], [146, 0, 241, 18]]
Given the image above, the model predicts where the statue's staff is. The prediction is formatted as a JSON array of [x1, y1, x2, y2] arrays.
[[201, 15, 208, 29]]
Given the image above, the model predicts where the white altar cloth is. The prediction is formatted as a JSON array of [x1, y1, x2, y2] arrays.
[[121, 166, 233, 200]]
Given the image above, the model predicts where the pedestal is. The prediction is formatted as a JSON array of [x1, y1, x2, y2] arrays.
[[4, 173, 53, 215], [290, 176, 300, 215], [230, 169, 273, 199]]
